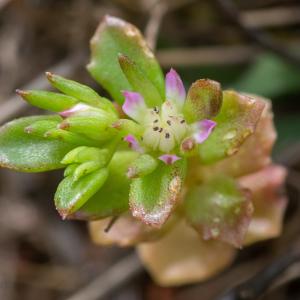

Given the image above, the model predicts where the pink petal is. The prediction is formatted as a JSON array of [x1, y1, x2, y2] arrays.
[[193, 119, 216, 144], [59, 103, 90, 117], [122, 91, 147, 122], [165, 68, 186, 109], [158, 154, 181, 165], [124, 134, 144, 153]]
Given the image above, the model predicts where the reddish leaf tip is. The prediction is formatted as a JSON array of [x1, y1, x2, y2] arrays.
[[16, 89, 28, 97], [59, 122, 69, 130], [45, 71, 54, 81]]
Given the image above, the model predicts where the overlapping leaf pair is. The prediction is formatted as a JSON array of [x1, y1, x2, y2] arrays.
[[0, 15, 287, 286]]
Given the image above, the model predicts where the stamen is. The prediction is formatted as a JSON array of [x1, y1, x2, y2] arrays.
[[153, 106, 159, 113], [154, 119, 159, 123], [180, 119, 186, 124], [167, 120, 171, 126], [165, 132, 170, 139], [153, 127, 159, 131], [159, 128, 163, 133]]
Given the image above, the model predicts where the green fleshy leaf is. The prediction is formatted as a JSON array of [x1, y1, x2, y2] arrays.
[[118, 54, 163, 106], [25, 119, 97, 147], [183, 79, 223, 123], [127, 154, 158, 178], [112, 119, 144, 137], [0, 116, 75, 172], [44, 128, 98, 146], [46, 72, 117, 115], [64, 164, 79, 177], [184, 177, 253, 248], [68, 151, 139, 220], [198, 90, 265, 164], [55, 168, 109, 218], [61, 146, 109, 166], [73, 161, 102, 181], [129, 159, 186, 228], [88, 15, 164, 104], [17, 90, 78, 112], [25, 119, 60, 137], [60, 116, 116, 142]]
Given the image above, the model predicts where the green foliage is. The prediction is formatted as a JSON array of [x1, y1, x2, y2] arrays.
[[17, 90, 78, 112], [88, 15, 164, 104], [69, 151, 138, 220], [127, 154, 159, 178], [118, 54, 163, 106], [55, 168, 109, 217], [46, 72, 117, 115], [0, 116, 75, 172]]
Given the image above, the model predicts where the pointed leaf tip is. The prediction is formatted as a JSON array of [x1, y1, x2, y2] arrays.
[[165, 68, 186, 109]]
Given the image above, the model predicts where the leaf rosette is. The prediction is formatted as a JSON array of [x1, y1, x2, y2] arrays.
[[0, 15, 287, 286]]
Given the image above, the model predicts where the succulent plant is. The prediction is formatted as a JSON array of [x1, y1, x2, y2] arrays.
[[0, 16, 287, 286]]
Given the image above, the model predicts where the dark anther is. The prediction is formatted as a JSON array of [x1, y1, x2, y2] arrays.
[[154, 119, 159, 123], [153, 127, 159, 131], [180, 119, 185, 124], [165, 132, 170, 139], [167, 120, 171, 126], [154, 107, 159, 113], [159, 128, 163, 133]]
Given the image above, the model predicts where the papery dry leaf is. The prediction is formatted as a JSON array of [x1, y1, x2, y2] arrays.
[[137, 220, 235, 286], [239, 165, 287, 245]]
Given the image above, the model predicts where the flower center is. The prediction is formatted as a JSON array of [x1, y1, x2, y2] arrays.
[[142, 101, 188, 153]]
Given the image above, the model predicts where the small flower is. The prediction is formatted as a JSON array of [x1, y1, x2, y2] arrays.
[[121, 69, 216, 164]]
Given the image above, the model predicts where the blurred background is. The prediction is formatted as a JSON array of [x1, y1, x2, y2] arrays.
[[0, 0, 300, 299]]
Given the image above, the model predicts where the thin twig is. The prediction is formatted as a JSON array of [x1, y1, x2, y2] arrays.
[[157, 45, 258, 67], [65, 253, 143, 300], [242, 5, 300, 29], [104, 216, 119, 233], [144, 0, 168, 50], [144, 0, 198, 50]]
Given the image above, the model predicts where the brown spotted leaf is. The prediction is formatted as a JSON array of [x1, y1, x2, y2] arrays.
[[129, 159, 186, 228], [198, 98, 276, 180], [183, 79, 222, 123], [184, 176, 253, 248], [198, 90, 265, 164]]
